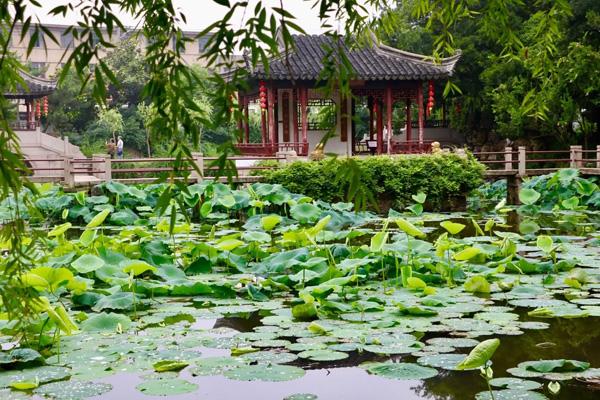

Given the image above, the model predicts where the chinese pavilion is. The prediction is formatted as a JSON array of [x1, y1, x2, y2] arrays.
[[234, 34, 460, 156], [5, 71, 56, 130]]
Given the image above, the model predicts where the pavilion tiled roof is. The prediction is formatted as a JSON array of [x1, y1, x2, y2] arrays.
[[4, 71, 57, 99], [248, 34, 460, 81]]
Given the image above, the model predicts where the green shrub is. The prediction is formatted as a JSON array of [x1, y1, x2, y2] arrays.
[[261, 154, 485, 211]]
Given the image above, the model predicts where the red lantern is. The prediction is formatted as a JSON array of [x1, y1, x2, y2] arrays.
[[259, 81, 268, 110], [35, 99, 41, 119], [43, 97, 48, 116], [427, 81, 435, 116]]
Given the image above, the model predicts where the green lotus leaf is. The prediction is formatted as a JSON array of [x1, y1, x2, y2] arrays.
[[224, 364, 305, 381], [297, 349, 348, 361], [260, 214, 282, 231], [48, 222, 72, 237], [440, 221, 466, 235], [524, 359, 589, 373], [86, 209, 111, 228], [0, 366, 70, 389], [72, 254, 105, 274], [92, 292, 139, 312], [290, 203, 321, 224], [519, 188, 541, 205], [153, 360, 189, 372], [121, 259, 157, 276], [0, 349, 44, 367], [464, 275, 491, 294], [395, 218, 426, 238], [367, 362, 438, 380], [34, 380, 112, 400], [456, 338, 500, 370], [136, 378, 198, 396], [242, 230, 271, 243], [489, 377, 542, 390], [475, 390, 548, 400], [80, 312, 131, 333], [454, 246, 481, 261]]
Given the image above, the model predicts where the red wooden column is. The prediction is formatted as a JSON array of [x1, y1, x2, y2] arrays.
[[368, 96, 374, 140], [300, 87, 308, 155], [417, 82, 424, 144], [292, 88, 300, 151], [406, 99, 412, 142], [237, 94, 244, 142], [376, 100, 383, 154], [267, 86, 276, 148], [261, 108, 267, 145], [385, 87, 392, 155], [244, 100, 250, 143]]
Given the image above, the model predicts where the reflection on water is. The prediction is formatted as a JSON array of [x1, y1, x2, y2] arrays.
[[91, 314, 599, 400]]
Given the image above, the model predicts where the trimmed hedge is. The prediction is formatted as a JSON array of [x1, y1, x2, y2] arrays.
[[261, 153, 486, 211]]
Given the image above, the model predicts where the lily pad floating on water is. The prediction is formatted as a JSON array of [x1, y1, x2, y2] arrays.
[[0, 348, 44, 367], [489, 377, 542, 391], [474, 390, 548, 400], [224, 364, 305, 382], [297, 349, 349, 361], [239, 350, 298, 364], [283, 394, 318, 400], [367, 362, 438, 380], [34, 381, 113, 400], [80, 312, 132, 333], [0, 366, 71, 389], [416, 353, 471, 370], [153, 360, 189, 372], [508, 359, 600, 381], [136, 378, 198, 396], [190, 356, 246, 376]]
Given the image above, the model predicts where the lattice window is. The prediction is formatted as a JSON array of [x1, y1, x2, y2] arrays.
[[298, 99, 336, 131]]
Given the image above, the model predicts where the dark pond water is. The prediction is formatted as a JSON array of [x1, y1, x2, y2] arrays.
[[56, 313, 598, 400]]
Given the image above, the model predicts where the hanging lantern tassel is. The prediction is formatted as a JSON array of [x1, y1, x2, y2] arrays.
[[427, 81, 434, 117], [43, 96, 48, 116], [259, 81, 268, 111]]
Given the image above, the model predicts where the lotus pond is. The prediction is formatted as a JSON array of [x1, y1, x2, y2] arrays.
[[1, 173, 599, 400]]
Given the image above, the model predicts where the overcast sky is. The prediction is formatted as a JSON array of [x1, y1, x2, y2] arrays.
[[32, 0, 379, 34]]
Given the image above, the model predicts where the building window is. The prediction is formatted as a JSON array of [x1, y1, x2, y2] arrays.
[[91, 32, 100, 46], [89, 63, 96, 72], [29, 62, 46, 77], [31, 29, 43, 48], [298, 99, 337, 131], [198, 35, 210, 52], [61, 30, 74, 48]]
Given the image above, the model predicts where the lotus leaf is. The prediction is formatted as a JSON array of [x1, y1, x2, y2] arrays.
[[290, 203, 321, 224], [136, 378, 198, 396], [367, 362, 438, 380], [72, 254, 105, 274], [441, 221, 466, 235], [153, 360, 189, 372], [297, 349, 348, 361], [456, 338, 500, 370], [224, 364, 305, 381], [475, 390, 548, 400], [489, 377, 542, 390], [86, 209, 111, 228], [34, 381, 113, 400], [80, 312, 131, 332]]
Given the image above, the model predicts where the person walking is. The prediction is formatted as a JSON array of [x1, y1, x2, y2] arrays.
[[106, 138, 116, 159], [116, 136, 124, 159]]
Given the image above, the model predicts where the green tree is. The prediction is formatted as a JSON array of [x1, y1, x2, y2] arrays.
[[98, 107, 124, 142]]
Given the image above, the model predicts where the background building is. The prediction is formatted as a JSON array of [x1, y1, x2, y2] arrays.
[[9, 23, 210, 78]]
